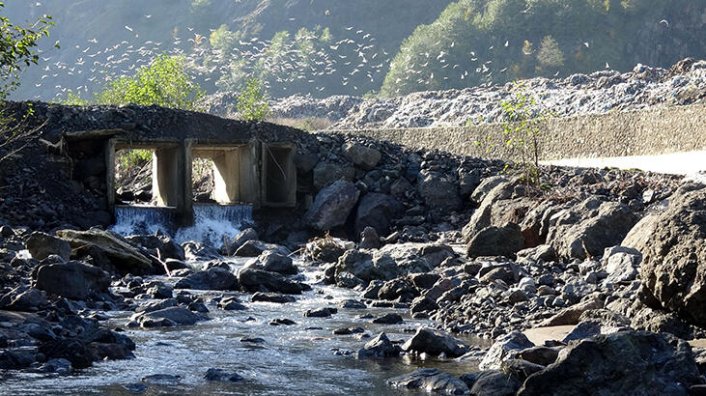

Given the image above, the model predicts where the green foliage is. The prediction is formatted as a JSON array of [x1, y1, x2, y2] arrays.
[[475, 84, 552, 186], [117, 149, 152, 170], [95, 54, 204, 110], [209, 24, 240, 53], [0, 2, 54, 99], [237, 77, 269, 122], [382, 0, 706, 96]]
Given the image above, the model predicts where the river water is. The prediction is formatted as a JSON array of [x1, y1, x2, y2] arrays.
[[0, 260, 481, 396]]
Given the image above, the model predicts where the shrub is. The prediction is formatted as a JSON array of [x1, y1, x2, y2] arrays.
[[237, 77, 269, 122]]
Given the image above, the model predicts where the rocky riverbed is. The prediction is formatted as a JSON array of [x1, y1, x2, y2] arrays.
[[236, 58, 706, 130]]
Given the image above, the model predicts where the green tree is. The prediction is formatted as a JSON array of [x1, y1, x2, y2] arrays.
[[96, 54, 204, 110], [0, 3, 53, 165], [536, 35, 564, 71], [237, 77, 269, 122]]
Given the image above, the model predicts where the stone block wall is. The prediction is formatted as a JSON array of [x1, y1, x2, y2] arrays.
[[326, 103, 706, 161]]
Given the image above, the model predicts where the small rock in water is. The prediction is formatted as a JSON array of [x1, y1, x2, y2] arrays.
[[204, 368, 244, 382], [333, 326, 366, 335], [372, 313, 404, 324], [304, 307, 338, 318], [240, 337, 266, 344], [270, 318, 296, 326], [218, 296, 248, 311], [386, 368, 470, 395], [357, 332, 401, 359], [141, 374, 181, 385], [251, 292, 296, 304], [339, 299, 367, 309], [122, 383, 148, 394]]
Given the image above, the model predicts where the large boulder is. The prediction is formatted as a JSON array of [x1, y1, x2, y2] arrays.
[[479, 331, 534, 371], [306, 180, 360, 231], [354, 193, 403, 236], [462, 179, 516, 241], [125, 234, 185, 262], [174, 267, 239, 291], [627, 184, 706, 326], [56, 229, 153, 274], [342, 142, 382, 170], [237, 268, 305, 294], [34, 261, 110, 300], [312, 162, 355, 191], [26, 232, 71, 261], [518, 331, 701, 396], [244, 251, 297, 275], [467, 223, 525, 258], [550, 201, 639, 260], [402, 327, 468, 358], [418, 171, 462, 214]]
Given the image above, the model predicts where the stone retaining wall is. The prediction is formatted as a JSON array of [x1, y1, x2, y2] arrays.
[[326, 104, 706, 161]]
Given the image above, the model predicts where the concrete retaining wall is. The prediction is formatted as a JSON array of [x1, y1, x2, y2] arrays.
[[326, 104, 706, 161]]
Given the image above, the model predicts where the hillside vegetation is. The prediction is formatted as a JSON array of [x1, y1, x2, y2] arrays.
[[3, 0, 706, 102]]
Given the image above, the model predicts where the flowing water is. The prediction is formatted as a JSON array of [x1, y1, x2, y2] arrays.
[[1, 205, 481, 395], [0, 261, 479, 396]]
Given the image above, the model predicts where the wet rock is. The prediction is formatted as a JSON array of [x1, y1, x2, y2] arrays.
[[36, 358, 72, 375], [467, 223, 525, 258], [410, 296, 439, 313], [377, 278, 419, 302], [234, 240, 289, 258], [357, 333, 401, 358], [251, 292, 296, 304], [339, 299, 366, 309], [142, 374, 182, 385], [387, 368, 470, 395], [0, 349, 37, 370], [134, 307, 208, 327], [34, 261, 110, 300], [333, 326, 365, 335], [26, 232, 71, 261], [628, 184, 706, 327], [469, 370, 522, 396], [306, 180, 360, 231], [305, 236, 350, 263], [204, 368, 244, 382], [244, 251, 297, 275], [343, 142, 381, 170], [241, 337, 266, 344], [373, 313, 403, 324], [354, 193, 403, 236], [518, 331, 702, 396], [226, 228, 258, 253], [238, 268, 306, 294], [270, 318, 296, 326], [134, 299, 178, 314], [126, 234, 185, 262], [218, 296, 247, 311], [55, 229, 153, 274], [304, 307, 337, 318], [479, 331, 534, 370], [174, 267, 239, 291], [402, 327, 468, 358]]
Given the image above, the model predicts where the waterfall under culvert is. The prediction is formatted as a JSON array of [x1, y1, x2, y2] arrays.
[[112, 204, 253, 247]]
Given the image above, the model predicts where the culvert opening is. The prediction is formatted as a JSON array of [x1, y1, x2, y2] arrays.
[[262, 144, 296, 207], [191, 145, 258, 205], [114, 148, 155, 205]]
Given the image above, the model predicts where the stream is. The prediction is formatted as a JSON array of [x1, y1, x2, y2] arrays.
[[0, 259, 482, 396]]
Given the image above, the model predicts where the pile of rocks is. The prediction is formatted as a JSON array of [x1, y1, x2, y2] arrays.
[[259, 58, 706, 130]]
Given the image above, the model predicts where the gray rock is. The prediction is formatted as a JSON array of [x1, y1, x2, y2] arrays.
[[359, 226, 381, 249], [226, 228, 259, 253], [204, 368, 243, 382], [627, 185, 706, 327], [342, 142, 382, 170], [357, 332, 401, 358], [34, 261, 110, 300], [234, 240, 290, 258], [479, 331, 534, 370], [55, 229, 153, 274], [402, 327, 468, 358], [251, 292, 296, 303], [372, 313, 403, 324], [134, 307, 208, 327], [238, 268, 305, 294], [218, 296, 247, 311], [518, 331, 702, 396], [418, 172, 462, 214], [26, 232, 71, 261], [387, 368, 470, 395], [126, 234, 185, 262], [354, 193, 403, 236], [313, 162, 355, 191], [0, 286, 48, 311], [467, 223, 524, 258], [470, 370, 522, 396], [306, 180, 360, 231], [245, 251, 297, 275], [174, 267, 239, 291]]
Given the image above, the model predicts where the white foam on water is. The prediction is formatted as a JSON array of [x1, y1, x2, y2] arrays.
[[112, 204, 253, 248]]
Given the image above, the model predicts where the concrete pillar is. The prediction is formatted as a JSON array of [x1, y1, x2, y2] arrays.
[[152, 147, 181, 207], [212, 149, 240, 204]]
